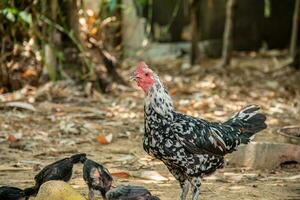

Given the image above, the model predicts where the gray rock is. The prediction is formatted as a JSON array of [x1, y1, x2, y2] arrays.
[[227, 142, 300, 169]]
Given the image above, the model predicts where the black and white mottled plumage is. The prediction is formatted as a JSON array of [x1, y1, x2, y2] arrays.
[[82, 158, 113, 200], [0, 186, 35, 200], [33, 153, 86, 195], [135, 65, 267, 200], [106, 185, 160, 200]]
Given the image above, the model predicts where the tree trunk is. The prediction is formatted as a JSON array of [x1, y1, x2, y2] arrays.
[[219, 0, 237, 67], [67, 0, 81, 43], [122, 0, 146, 54], [42, 0, 59, 81], [190, 0, 201, 65], [114, 0, 123, 54], [290, 0, 300, 68]]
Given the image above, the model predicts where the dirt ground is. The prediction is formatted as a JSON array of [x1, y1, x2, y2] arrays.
[[0, 57, 299, 199]]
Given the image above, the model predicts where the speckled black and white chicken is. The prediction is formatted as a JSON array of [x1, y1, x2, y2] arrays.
[[0, 186, 35, 200], [33, 153, 86, 195], [131, 62, 267, 200], [82, 158, 113, 200], [106, 185, 160, 200]]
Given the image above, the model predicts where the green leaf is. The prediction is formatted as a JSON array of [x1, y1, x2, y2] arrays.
[[18, 11, 32, 24], [5, 11, 15, 22], [1, 7, 18, 22], [135, 0, 148, 7]]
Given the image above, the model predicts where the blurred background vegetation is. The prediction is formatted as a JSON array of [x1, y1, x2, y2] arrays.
[[0, 0, 299, 93], [0, 2, 300, 199]]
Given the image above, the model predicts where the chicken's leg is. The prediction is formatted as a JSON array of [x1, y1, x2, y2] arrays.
[[180, 180, 190, 200], [88, 189, 94, 200], [191, 177, 201, 200]]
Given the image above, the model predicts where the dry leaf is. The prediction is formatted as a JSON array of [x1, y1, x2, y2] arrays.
[[91, 28, 98, 37], [115, 154, 135, 162], [97, 133, 113, 145], [7, 134, 17, 143], [21, 68, 37, 78], [132, 170, 168, 181], [4, 101, 36, 111], [111, 171, 131, 178]]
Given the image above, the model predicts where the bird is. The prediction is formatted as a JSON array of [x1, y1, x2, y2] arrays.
[[131, 62, 267, 200], [82, 158, 113, 200], [0, 186, 36, 200], [106, 185, 160, 200], [33, 153, 86, 195]]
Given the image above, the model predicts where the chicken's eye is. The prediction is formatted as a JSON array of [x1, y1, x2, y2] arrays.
[[145, 73, 149, 76]]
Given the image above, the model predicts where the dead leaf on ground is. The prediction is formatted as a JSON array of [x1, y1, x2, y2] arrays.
[[2, 101, 36, 112], [132, 170, 168, 181], [21, 68, 37, 78], [111, 171, 131, 178], [7, 134, 17, 143], [97, 133, 113, 144]]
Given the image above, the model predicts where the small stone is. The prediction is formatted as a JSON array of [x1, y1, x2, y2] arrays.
[[35, 181, 85, 200], [228, 142, 300, 169]]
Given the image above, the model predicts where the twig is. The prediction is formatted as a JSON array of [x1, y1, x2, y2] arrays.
[[289, 0, 300, 61], [219, 0, 237, 67]]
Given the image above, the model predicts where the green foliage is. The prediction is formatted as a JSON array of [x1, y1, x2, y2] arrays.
[[101, 0, 148, 15], [1, 7, 18, 22], [18, 10, 32, 24], [264, 0, 271, 18], [108, 0, 117, 13], [0, 7, 32, 24], [135, 0, 148, 7]]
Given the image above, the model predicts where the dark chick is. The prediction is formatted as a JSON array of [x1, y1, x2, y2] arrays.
[[33, 153, 86, 195], [82, 158, 113, 200], [106, 185, 160, 200], [0, 186, 36, 200], [132, 62, 267, 200]]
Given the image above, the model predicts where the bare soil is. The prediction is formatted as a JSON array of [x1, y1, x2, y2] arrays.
[[0, 57, 299, 199]]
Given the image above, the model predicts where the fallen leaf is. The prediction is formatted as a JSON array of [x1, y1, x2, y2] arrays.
[[111, 171, 131, 178], [7, 134, 17, 143], [132, 170, 168, 181], [4, 101, 36, 111], [97, 133, 113, 144], [115, 154, 135, 162], [7, 132, 23, 143], [22, 68, 37, 78]]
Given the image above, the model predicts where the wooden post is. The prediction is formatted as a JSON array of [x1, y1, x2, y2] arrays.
[[122, 0, 146, 54], [219, 0, 237, 67], [290, 0, 300, 67], [190, 0, 201, 65], [42, 0, 59, 81]]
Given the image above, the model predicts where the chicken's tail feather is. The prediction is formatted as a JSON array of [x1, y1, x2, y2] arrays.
[[225, 105, 267, 144]]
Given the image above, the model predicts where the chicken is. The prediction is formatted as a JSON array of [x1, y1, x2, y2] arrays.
[[131, 62, 267, 200], [82, 158, 113, 200], [0, 186, 35, 200], [33, 153, 86, 195], [106, 185, 160, 200]]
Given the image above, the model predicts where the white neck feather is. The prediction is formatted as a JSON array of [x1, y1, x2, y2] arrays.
[[145, 75, 174, 119]]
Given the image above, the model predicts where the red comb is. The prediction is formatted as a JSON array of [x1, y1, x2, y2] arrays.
[[135, 62, 148, 74]]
